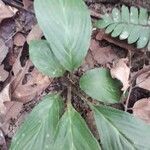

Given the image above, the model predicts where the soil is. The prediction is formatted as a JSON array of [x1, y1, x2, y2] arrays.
[[0, 0, 150, 149]]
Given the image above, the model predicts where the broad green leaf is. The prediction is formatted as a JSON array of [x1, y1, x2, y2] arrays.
[[53, 105, 101, 150], [34, 0, 92, 71], [92, 105, 150, 150], [29, 40, 65, 77], [80, 68, 122, 103], [10, 94, 64, 150]]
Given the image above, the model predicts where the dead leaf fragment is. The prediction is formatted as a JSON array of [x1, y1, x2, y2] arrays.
[[1, 101, 23, 137], [3, 101, 23, 123], [11, 60, 51, 103], [0, 0, 17, 23], [90, 39, 118, 65], [14, 33, 26, 46], [133, 98, 150, 124], [110, 58, 130, 91], [23, 0, 33, 10], [0, 38, 8, 64], [0, 65, 9, 82], [0, 84, 11, 114], [136, 71, 150, 91]]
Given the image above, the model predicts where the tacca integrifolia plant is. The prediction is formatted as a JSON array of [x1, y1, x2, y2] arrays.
[[10, 1, 150, 150]]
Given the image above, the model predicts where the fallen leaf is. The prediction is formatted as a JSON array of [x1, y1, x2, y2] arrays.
[[0, 0, 17, 23], [27, 24, 43, 44], [95, 30, 105, 41], [4, 101, 23, 122], [13, 33, 26, 46], [23, 0, 33, 10], [110, 58, 130, 91], [1, 101, 23, 134], [133, 98, 150, 124], [0, 84, 11, 114], [90, 39, 118, 66], [0, 65, 9, 82], [81, 51, 95, 71], [0, 38, 8, 64], [11, 60, 51, 103], [136, 71, 150, 91]]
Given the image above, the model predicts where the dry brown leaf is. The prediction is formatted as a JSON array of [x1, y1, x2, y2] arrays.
[[13, 33, 26, 46], [81, 51, 95, 71], [136, 71, 150, 91], [1, 101, 23, 137], [110, 58, 130, 91], [90, 39, 118, 65], [95, 30, 105, 41], [133, 98, 150, 124], [0, 65, 9, 82], [0, 0, 17, 23], [0, 38, 8, 64], [23, 0, 33, 9], [11, 60, 51, 103], [4, 101, 23, 122], [27, 24, 43, 44], [0, 84, 11, 114]]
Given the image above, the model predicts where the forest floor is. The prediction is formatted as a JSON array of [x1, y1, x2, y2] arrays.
[[0, 0, 149, 149]]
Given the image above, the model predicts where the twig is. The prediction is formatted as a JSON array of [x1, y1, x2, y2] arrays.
[[67, 75, 72, 106], [124, 85, 133, 112]]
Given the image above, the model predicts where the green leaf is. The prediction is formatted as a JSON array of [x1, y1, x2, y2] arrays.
[[92, 105, 150, 150], [111, 24, 125, 37], [53, 105, 101, 150], [96, 14, 113, 28], [121, 5, 129, 22], [80, 68, 122, 103], [10, 94, 64, 150], [130, 7, 138, 24], [34, 0, 92, 71], [29, 40, 65, 77], [139, 8, 148, 25], [112, 8, 121, 22], [96, 5, 150, 49]]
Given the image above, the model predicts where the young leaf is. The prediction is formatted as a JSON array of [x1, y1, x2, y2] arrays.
[[29, 40, 65, 77], [53, 105, 101, 150], [34, 0, 92, 71], [10, 94, 64, 150], [92, 105, 150, 150], [96, 5, 150, 50], [80, 68, 122, 103]]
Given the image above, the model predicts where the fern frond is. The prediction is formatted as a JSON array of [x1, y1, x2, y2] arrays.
[[96, 5, 150, 50]]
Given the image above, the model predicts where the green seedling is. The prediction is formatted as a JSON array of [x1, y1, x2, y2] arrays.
[[10, 1, 150, 150]]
